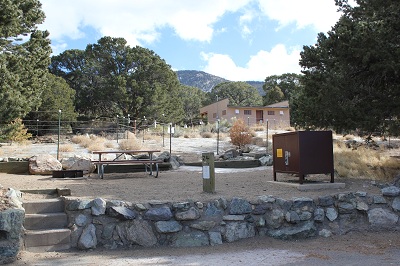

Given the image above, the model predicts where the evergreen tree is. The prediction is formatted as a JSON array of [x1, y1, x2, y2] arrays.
[[295, 0, 400, 135], [0, 0, 51, 122]]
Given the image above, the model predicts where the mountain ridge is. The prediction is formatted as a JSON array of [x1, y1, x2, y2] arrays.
[[176, 70, 265, 95]]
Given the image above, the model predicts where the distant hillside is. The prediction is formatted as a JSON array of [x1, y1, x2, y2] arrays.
[[176, 70, 265, 95]]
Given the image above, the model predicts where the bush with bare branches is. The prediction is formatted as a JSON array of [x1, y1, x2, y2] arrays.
[[229, 119, 252, 148]]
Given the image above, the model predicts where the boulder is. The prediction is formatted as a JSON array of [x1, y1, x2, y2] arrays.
[[29, 154, 62, 175], [61, 155, 95, 174]]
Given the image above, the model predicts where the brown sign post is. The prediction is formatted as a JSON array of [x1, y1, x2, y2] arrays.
[[202, 152, 215, 193]]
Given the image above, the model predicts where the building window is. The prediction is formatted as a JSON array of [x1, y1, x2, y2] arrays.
[[213, 113, 217, 118], [268, 111, 275, 115], [280, 111, 284, 115], [244, 110, 251, 115], [222, 110, 226, 116], [235, 109, 239, 114]]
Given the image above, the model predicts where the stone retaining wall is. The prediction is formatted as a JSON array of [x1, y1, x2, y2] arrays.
[[65, 186, 400, 250]]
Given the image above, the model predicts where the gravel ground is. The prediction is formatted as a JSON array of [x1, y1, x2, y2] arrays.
[[1, 136, 400, 265]]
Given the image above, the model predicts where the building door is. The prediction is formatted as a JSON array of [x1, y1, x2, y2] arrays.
[[256, 110, 264, 123]]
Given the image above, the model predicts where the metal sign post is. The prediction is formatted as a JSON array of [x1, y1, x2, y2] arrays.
[[202, 152, 215, 193]]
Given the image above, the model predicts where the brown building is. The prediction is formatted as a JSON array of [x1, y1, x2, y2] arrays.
[[200, 99, 290, 129]]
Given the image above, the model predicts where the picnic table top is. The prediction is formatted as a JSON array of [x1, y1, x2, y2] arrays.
[[92, 150, 161, 154]]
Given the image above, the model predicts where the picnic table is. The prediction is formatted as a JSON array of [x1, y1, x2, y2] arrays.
[[92, 150, 162, 179]]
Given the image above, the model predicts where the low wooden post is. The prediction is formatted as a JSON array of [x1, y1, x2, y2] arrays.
[[202, 152, 215, 193]]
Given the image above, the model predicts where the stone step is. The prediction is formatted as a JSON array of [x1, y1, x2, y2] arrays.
[[24, 229, 71, 252], [24, 213, 68, 230], [23, 198, 65, 214]]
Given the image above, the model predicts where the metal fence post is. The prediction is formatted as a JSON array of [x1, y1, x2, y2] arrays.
[[57, 110, 61, 161]]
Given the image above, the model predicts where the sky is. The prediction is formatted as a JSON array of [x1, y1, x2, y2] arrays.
[[38, 0, 343, 81]]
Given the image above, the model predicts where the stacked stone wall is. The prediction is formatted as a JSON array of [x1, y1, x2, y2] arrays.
[[65, 186, 400, 249]]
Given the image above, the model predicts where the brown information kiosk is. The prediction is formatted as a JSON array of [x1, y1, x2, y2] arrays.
[[272, 131, 334, 184]]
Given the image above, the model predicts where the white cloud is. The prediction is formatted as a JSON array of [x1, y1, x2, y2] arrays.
[[201, 44, 301, 81], [39, 0, 252, 47], [257, 0, 341, 32]]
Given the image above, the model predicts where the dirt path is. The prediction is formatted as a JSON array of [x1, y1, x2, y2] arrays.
[[13, 231, 400, 265]]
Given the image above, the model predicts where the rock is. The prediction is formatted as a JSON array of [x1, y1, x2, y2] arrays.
[[155, 221, 182, 233], [391, 197, 400, 212], [382, 186, 400, 197], [319, 229, 332, 238], [190, 221, 216, 231], [75, 214, 89, 226], [204, 202, 223, 217], [91, 198, 106, 216], [285, 211, 300, 224], [169, 156, 180, 170], [266, 209, 285, 229], [314, 208, 325, 222], [229, 198, 252, 215], [175, 207, 200, 220], [338, 202, 356, 214], [268, 221, 316, 240], [252, 203, 272, 215], [61, 155, 95, 174], [224, 222, 255, 242], [121, 220, 158, 247], [144, 206, 173, 221], [326, 207, 338, 221], [156, 151, 170, 162], [107, 206, 137, 220], [78, 224, 97, 249], [356, 201, 369, 211], [172, 231, 209, 247], [29, 154, 62, 175], [66, 199, 92, 211], [318, 196, 334, 207], [222, 149, 239, 160], [102, 223, 115, 240], [373, 196, 387, 204], [368, 208, 398, 228], [5, 188, 23, 209], [259, 155, 273, 166], [223, 215, 246, 221], [209, 232, 223, 246]]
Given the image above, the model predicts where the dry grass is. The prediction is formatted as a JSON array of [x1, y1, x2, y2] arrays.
[[201, 132, 214, 138], [71, 135, 89, 145], [343, 134, 356, 140], [334, 142, 400, 181], [59, 144, 75, 152], [250, 125, 265, 132], [184, 132, 201, 138], [71, 134, 114, 151], [118, 136, 143, 150], [86, 142, 106, 152]]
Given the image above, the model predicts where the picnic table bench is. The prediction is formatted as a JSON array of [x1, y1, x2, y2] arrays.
[[92, 150, 162, 179]]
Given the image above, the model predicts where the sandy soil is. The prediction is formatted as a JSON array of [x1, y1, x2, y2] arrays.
[[1, 136, 400, 265]]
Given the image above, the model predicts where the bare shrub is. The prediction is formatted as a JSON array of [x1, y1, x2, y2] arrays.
[[251, 125, 265, 132], [104, 141, 115, 148], [86, 142, 106, 152], [230, 119, 252, 148], [183, 131, 200, 138], [71, 135, 89, 144], [249, 130, 257, 137], [118, 136, 143, 150], [59, 144, 75, 152], [201, 132, 214, 138]]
